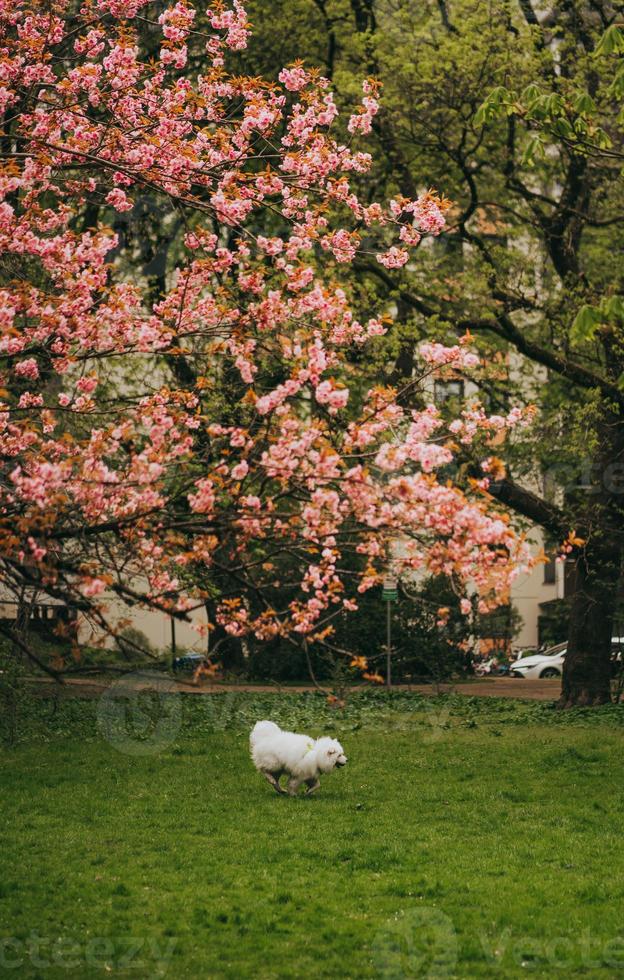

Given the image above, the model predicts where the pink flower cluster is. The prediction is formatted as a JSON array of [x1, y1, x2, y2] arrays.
[[348, 81, 380, 135], [315, 380, 349, 414], [14, 358, 39, 380], [278, 65, 309, 92], [419, 342, 480, 370], [376, 246, 409, 269], [0, 0, 531, 653]]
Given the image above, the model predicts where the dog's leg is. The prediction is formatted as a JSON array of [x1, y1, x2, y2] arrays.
[[305, 778, 320, 796], [287, 777, 303, 797], [261, 770, 286, 795]]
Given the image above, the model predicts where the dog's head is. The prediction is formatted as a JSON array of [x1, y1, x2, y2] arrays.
[[315, 737, 348, 773]]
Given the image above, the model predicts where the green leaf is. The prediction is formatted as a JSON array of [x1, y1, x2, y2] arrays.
[[551, 117, 575, 139], [521, 136, 545, 166], [570, 305, 602, 343], [573, 116, 589, 137], [594, 25, 624, 57], [473, 103, 487, 127], [611, 65, 624, 99], [603, 295, 624, 321], [521, 83, 541, 105], [573, 92, 597, 116], [490, 85, 512, 104], [595, 128, 613, 149], [474, 86, 512, 126], [544, 93, 565, 116]]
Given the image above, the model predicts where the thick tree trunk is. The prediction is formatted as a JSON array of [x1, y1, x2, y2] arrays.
[[559, 542, 622, 708], [559, 393, 624, 708]]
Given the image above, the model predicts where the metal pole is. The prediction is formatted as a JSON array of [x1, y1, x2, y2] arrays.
[[171, 615, 176, 660], [386, 599, 392, 688]]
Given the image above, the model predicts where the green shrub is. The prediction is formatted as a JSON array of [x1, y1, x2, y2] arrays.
[[0, 641, 31, 747]]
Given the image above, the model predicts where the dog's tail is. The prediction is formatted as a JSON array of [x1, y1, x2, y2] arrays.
[[250, 720, 280, 750]]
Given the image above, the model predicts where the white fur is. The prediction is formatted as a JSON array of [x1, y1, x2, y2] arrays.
[[250, 720, 347, 796]]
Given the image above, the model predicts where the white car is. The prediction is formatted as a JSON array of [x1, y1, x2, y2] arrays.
[[510, 643, 567, 679], [511, 638, 624, 679]]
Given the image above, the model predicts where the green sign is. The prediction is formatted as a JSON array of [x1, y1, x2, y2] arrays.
[[382, 589, 398, 602]]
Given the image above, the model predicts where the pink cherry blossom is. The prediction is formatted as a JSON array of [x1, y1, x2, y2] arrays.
[[231, 461, 249, 480], [279, 66, 309, 91], [14, 358, 39, 380], [376, 246, 409, 269], [105, 188, 134, 212], [0, 0, 532, 667]]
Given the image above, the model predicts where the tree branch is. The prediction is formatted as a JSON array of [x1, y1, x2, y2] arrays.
[[355, 261, 624, 409], [487, 477, 567, 536], [0, 623, 64, 683]]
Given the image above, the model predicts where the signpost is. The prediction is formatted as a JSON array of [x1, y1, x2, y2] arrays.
[[382, 576, 398, 687]]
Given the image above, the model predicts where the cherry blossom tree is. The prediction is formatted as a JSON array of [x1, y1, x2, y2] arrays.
[[0, 0, 532, 673]]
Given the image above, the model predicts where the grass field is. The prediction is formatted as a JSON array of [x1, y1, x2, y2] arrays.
[[1, 689, 624, 978]]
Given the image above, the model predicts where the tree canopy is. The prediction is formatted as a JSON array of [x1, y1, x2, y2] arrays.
[[0, 0, 534, 678]]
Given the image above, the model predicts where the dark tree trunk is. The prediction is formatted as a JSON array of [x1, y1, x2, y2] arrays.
[[559, 391, 624, 707], [14, 595, 33, 667], [559, 542, 622, 707]]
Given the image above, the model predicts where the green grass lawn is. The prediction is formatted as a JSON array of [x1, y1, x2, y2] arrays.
[[1, 691, 624, 978]]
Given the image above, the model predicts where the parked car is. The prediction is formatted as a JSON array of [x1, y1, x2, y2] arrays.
[[510, 638, 624, 679], [172, 652, 208, 673]]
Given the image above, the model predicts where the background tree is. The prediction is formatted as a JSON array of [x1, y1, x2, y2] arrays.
[[234, 0, 624, 706]]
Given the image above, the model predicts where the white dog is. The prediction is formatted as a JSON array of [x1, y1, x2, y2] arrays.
[[250, 720, 348, 796]]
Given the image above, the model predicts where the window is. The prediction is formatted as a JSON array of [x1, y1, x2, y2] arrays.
[[543, 557, 556, 585], [563, 560, 578, 598]]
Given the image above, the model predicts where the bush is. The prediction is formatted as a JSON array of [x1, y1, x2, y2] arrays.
[[116, 627, 155, 659], [239, 577, 474, 684], [238, 637, 330, 683], [0, 640, 31, 747]]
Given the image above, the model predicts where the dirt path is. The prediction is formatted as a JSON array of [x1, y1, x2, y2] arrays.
[[27, 675, 561, 701]]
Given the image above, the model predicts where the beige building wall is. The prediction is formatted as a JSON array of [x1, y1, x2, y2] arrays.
[[78, 598, 208, 656], [0, 586, 207, 658], [510, 526, 563, 651]]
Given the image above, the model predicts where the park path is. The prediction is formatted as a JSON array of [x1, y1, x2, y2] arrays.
[[28, 675, 561, 701]]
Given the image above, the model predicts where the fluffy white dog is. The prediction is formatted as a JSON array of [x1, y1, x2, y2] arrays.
[[250, 720, 348, 796]]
